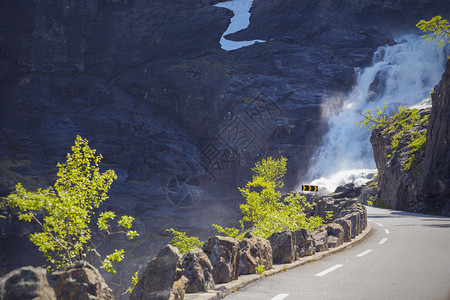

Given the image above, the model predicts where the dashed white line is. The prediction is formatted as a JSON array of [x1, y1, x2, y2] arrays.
[[379, 238, 388, 245], [270, 294, 289, 300], [385, 229, 390, 234], [314, 264, 343, 277], [376, 223, 384, 227], [356, 249, 373, 257]]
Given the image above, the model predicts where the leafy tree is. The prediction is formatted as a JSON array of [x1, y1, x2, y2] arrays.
[[355, 102, 387, 130], [416, 16, 450, 47], [215, 157, 322, 239], [6, 136, 138, 273]]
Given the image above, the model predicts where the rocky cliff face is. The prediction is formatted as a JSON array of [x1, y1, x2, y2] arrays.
[[1, 0, 449, 285], [416, 59, 450, 215], [371, 59, 450, 215]]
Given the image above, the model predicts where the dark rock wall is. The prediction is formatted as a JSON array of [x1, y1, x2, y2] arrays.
[[1, 0, 449, 286], [417, 59, 450, 215]]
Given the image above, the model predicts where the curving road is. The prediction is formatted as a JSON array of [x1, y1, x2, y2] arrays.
[[225, 206, 450, 300]]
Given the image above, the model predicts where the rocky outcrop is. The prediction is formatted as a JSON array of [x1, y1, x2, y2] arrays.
[[0, 266, 56, 300], [202, 236, 240, 284], [333, 218, 352, 242], [178, 248, 215, 293], [416, 59, 450, 216], [371, 107, 431, 211], [239, 236, 273, 275], [323, 223, 345, 248], [311, 229, 329, 252], [267, 231, 296, 264], [49, 261, 113, 300], [370, 59, 450, 215], [294, 228, 316, 258], [130, 245, 187, 300]]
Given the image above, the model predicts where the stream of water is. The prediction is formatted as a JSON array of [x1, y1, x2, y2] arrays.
[[306, 35, 448, 194]]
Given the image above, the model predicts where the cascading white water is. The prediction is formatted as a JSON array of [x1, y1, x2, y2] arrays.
[[306, 35, 448, 194]]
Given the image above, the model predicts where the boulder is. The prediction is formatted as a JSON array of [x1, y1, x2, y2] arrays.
[[333, 218, 352, 242], [324, 223, 345, 248], [0, 266, 56, 300], [178, 248, 215, 293], [130, 244, 187, 300], [331, 183, 362, 199], [49, 261, 113, 300], [267, 231, 296, 264], [293, 228, 316, 258], [312, 228, 329, 252], [239, 236, 273, 275], [202, 236, 240, 284], [341, 212, 361, 238]]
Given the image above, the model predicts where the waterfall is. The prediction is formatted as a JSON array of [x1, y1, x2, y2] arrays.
[[305, 35, 448, 194]]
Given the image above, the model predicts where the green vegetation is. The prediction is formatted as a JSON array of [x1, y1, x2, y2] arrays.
[[6, 136, 138, 276], [165, 228, 204, 254], [167, 157, 323, 254], [255, 264, 266, 274], [381, 107, 429, 173], [356, 102, 387, 130], [417, 16, 450, 47], [213, 157, 322, 239], [367, 196, 391, 209]]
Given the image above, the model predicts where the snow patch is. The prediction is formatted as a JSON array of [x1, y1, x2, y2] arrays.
[[215, 0, 265, 51]]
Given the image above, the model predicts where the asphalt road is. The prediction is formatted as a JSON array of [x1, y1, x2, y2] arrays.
[[225, 206, 450, 300]]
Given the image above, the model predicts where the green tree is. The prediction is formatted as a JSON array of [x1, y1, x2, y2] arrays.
[[215, 157, 322, 239], [416, 15, 450, 47], [355, 102, 387, 130], [6, 136, 138, 273]]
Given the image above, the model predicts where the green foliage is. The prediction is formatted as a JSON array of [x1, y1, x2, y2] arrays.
[[6, 136, 138, 272], [165, 228, 204, 254], [403, 132, 427, 172], [255, 264, 265, 274], [212, 223, 246, 240], [325, 210, 334, 222], [368, 197, 391, 209], [237, 157, 321, 239], [416, 16, 450, 47], [127, 271, 140, 294], [383, 108, 423, 159], [356, 103, 387, 130], [102, 249, 125, 274]]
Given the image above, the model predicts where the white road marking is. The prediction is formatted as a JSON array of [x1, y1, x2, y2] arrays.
[[376, 223, 384, 227], [385, 229, 390, 234], [270, 294, 289, 300], [368, 219, 373, 222], [314, 264, 343, 277], [379, 238, 388, 245], [356, 249, 373, 257]]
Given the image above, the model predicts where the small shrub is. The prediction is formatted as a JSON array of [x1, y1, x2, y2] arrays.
[[165, 228, 203, 254]]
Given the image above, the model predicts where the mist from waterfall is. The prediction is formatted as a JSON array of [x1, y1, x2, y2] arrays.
[[306, 35, 448, 194]]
